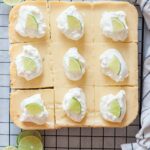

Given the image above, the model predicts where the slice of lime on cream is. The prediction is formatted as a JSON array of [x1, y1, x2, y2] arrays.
[[3, 0, 22, 6], [68, 57, 82, 74], [112, 17, 125, 32], [25, 103, 44, 115], [67, 15, 82, 30], [108, 100, 121, 118], [17, 131, 42, 145], [26, 15, 38, 31], [68, 97, 81, 115], [22, 56, 36, 72], [18, 136, 43, 150], [3, 146, 17, 150], [108, 55, 121, 75]]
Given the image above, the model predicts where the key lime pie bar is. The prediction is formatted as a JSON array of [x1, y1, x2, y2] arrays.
[[10, 41, 53, 89], [9, 1, 138, 129], [9, 1, 50, 43]]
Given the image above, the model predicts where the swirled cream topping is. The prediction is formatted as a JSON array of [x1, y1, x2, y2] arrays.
[[100, 11, 128, 41], [100, 48, 128, 82], [100, 90, 126, 122], [56, 5, 84, 40], [15, 5, 47, 38], [20, 94, 49, 125], [15, 45, 43, 80], [63, 88, 87, 122], [63, 47, 86, 81]]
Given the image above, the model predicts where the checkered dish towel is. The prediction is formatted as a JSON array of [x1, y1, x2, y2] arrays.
[[121, 46, 150, 150], [130, 0, 150, 29]]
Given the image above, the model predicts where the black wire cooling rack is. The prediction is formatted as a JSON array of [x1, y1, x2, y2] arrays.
[[0, 0, 144, 149]]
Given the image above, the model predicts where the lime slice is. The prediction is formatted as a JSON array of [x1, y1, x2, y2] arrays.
[[18, 136, 43, 150], [22, 56, 36, 72], [2, 146, 17, 150], [108, 100, 121, 118], [68, 97, 81, 115], [25, 103, 44, 115], [108, 55, 121, 75], [25, 15, 38, 31], [17, 130, 42, 145], [67, 15, 82, 30], [112, 17, 125, 32], [68, 57, 82, 74], [3, 0, 22, 6]]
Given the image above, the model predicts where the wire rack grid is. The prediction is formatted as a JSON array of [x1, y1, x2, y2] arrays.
[[0, 0, 144, 149]]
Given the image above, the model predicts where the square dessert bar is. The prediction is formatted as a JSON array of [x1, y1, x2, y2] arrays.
[[92, 2, 138, 43], [51, 42, 95, 87], [10, 89, 55, 130], [93, 42, 138, 86], [9, 1, 50, 43], [54, 86, 95, 128], [10, 41, 53, 89], [94, 86, 138, 127], [49, 1, 93, 44]]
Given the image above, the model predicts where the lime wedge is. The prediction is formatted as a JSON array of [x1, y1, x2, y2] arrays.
[[17, 130, 42, 145], [25, 103, 44, 115], [68, 97, 81, 115], [25, 15, 38, 31], [3, 0, 22, 6], [108, 55, 121, 75], [67, 15, 82, 30], [112, 17, 125, 32], [18, 136, 43, 150], [22, 56, 36, 72], [2, 146, 17, 150], [108, 100, 121, 118], [68, 57, 82, 74]]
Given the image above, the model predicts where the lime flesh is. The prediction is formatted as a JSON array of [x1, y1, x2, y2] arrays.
[[108, 100, 121, 118], [26, 15, 38, 31], [3, 0, 22, 6], [17, 130, 42, 145], [108, 55, 121, 75], [68, 57, 82, 74], [112, 17, 125, 32], [22, 56, 36, 72], [18, 136, 43, 150], [2, 146, 17, 150], [67, 15, 82, 30], [68, 97, 81, 115], [25, 103, 44, 115]]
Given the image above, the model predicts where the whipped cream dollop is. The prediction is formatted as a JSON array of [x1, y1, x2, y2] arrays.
[[63, 47, 86, 81], [100, 48, 128, 82], [56, 5, 84, 40], [100, 11, 128, 41], [15, 5, 47, 38], [15, 45, 43, 80], [100, 90, 126, 122], [63, 88, 87, 122], [20, 94, 49, 125]]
